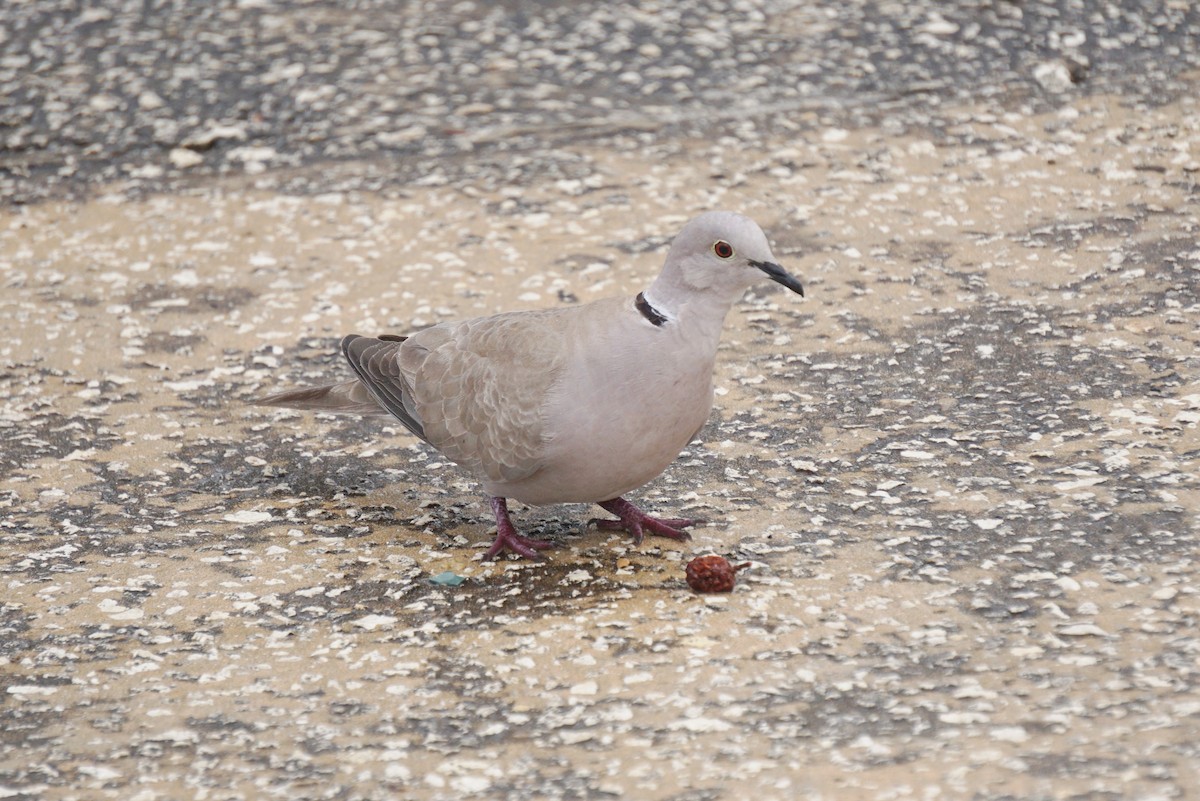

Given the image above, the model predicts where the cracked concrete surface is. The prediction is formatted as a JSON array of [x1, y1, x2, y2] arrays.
[[2, 3, 1200, 800]]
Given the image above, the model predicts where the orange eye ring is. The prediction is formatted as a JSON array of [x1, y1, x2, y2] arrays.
[[713, 240, 734, 259]]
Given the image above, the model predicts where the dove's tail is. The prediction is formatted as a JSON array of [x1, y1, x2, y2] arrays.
[[253, 379, 392, 416]]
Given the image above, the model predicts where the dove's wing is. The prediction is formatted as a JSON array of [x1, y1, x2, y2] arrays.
[[340, 335, 428, 441], [342, 309, 571, 484]]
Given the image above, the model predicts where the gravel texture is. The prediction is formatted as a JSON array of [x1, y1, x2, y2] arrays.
[[2, 2, 1199, 800], [3, 1, 1199, 203]]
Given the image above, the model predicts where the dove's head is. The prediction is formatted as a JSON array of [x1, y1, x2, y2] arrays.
[[651, 212, 804, 309]]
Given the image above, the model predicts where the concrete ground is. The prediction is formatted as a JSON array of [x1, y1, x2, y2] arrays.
[[2, 2, 1199, 800]]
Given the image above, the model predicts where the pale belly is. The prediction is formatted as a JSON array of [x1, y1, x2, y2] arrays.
[[485, 356, 715, 506]]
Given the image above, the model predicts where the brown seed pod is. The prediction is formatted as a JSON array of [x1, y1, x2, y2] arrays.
[[685, 555, 751, 593]]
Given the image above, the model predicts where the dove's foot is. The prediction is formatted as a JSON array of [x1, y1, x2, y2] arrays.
[[483, 496, 554, 560], [590, 497, 701, 545]]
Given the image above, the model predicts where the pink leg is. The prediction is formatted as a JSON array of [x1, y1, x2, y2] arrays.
[[483, 496, 555, 560], [590, 497, 701, 545]]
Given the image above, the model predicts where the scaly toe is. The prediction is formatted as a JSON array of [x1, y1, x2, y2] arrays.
[[653, 517, 705, 530], [640, 518, 691, 541], [589, 512, 696, 544], [588, 516, 646, 542], [483, 531, 554, 561]]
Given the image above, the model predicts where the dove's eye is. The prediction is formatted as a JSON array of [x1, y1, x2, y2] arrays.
[[713, 241, 735, 259]]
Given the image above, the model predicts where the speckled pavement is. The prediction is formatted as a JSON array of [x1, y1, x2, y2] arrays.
[[3, 3, 1200, 801]]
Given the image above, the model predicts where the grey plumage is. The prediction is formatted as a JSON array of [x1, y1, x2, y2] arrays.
[[254, 211, 805, 558]]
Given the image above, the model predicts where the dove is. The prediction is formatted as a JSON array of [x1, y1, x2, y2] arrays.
[[255, 211, 804, 559]]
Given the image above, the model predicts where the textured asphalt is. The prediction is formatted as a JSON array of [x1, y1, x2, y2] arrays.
[[3, 1, 1198, 204], [2, 3, 1199, 801]]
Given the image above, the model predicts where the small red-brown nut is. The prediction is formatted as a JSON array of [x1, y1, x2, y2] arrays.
[[685, 555, 751, 593]]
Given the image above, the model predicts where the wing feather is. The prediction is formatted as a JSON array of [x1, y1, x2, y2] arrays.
[[340, 334, 428, 441], [402, 311, 569, 484], [340, 310, 570, 484]]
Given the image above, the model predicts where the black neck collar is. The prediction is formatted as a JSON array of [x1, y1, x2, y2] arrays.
[[635, 292, 667, 327]]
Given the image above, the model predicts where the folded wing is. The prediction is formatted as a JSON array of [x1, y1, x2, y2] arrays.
[[343, 311, 570, 485]]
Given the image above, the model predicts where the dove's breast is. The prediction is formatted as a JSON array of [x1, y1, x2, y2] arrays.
[[483, 299, 718, 506]]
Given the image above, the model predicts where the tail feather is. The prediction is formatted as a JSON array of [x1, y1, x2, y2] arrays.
[[254, 379, 391, 416]]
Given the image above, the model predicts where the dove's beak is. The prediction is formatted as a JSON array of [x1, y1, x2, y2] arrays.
[[750, 260, 804, 297]]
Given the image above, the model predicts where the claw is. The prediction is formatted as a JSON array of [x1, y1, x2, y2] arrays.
[[591, 497, 701, 545], [483, 497, 555, 560]]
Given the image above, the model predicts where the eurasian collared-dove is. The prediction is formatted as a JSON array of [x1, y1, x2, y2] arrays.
[[255, 211, 804, 559]]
